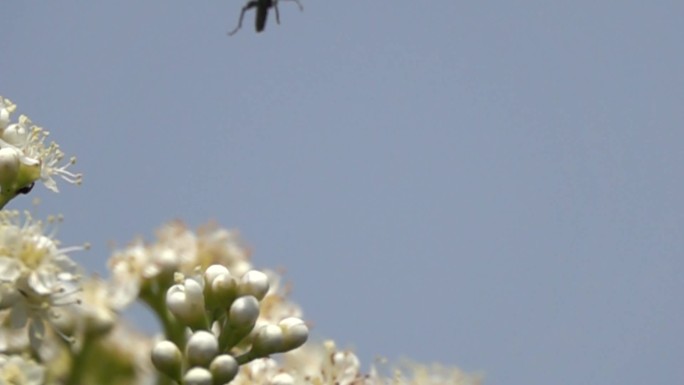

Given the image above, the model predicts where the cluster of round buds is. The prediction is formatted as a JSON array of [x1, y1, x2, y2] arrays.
[[151, 264, 308, 385]]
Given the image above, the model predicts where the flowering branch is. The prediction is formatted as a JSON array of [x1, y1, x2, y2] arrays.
[[0, 95, 480, 385]]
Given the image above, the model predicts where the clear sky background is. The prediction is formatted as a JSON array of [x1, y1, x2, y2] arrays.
[[2, 2, 683, 384]]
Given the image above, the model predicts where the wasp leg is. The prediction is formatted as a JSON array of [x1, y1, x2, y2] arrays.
[[228, 1, 259, 36], [274, 2, 280, 25]]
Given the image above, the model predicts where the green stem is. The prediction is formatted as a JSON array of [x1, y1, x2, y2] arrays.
[[0, 191, 15, 209], [64, 335, 96, 385], [141, 286, 186, 350]]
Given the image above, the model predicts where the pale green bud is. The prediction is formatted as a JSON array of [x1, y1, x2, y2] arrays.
[[209, 354, 239, 384], [151, 341, 182, 382], [238, 270, 269, 300], [228, 295, 260, 328], [186, 331, 219, 368], [166, 278, 207, 329], [279, 317, 309, 352], [183, 367, 213, 385], [251, 324, 284, 356]]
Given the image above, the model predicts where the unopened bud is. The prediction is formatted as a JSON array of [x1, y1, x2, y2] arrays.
[[186, 330, 219, 368], [210, 354, 239, 384], [279, 317, 309, 352], [166, 278, 207, 329], [238, 270, 269, 300], [251, 324, 284, 356], [151, 341, 182, 381], [183, 367, 213, 385], [228, 295, 260, 328]]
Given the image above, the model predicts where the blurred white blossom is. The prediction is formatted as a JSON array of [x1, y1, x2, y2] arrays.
[[0, 354, 45, 385], [0, 211, 83, 351]]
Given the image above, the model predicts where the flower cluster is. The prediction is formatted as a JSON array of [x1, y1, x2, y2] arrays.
[[107, 220, 309, 384], [0, 96, 81, 208], [150, 265, 309, 384], [0, 211, 84, 355], [0, 95, 479, 385]]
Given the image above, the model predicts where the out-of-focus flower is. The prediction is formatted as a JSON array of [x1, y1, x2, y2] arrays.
[[0, 97, 17, 131], [365, 360, 483, 385], [48, 276, 124, 342], [233, 340, 482, 385], [230, 340, 362, 385], [0, 354, 45, 385], [107, 223, 196, 309], [0, 211, 83, 351], [257, 269, 303, 325], [231, 357, 281, 385], [196, 222, 252, 277]]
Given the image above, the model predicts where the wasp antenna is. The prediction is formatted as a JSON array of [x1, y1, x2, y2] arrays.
[[274, 2, 281, 25]]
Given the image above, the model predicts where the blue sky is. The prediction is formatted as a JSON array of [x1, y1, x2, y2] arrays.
[[2, 2, 683, 384]]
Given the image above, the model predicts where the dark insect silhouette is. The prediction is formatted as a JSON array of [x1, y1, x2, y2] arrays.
[[228, 0, 303, 36], [17, 182, 34, 195]]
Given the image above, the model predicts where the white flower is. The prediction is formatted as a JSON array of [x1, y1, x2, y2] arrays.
[[108, 223, 199, 306], [231, 358, 280, 385], [0, 211, 83, 350], [107, 240, 150, 308], [0, 96, 81, 195], [0, 354, 45, 385], [48, 277, 123, 341], [365, 360, 483, 385], [196, 222, 252, 277], [0, 96, 16, 130]]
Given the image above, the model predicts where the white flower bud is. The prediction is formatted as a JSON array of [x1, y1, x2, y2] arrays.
[[204, 264, 237, 309], [151, 341, 182, 381], [183, 367, 213, 385], [2, 121, 28, 146], [186, 330, 219, 368], [228, 295, 260, 328], [212, 273, 237, 298], [252, 324, 284, 356], [204, 264, 230, 283], [0, 98, 13, 129], [238, 270, 269, 300], [166, 278, 207, 328], [209, 354, 239, 384], [279, 317, 309, 351]]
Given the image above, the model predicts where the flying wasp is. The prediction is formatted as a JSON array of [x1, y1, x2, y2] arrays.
[[228, 0, 303, 36]]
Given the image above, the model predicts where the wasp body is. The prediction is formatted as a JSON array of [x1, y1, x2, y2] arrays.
[[228, 0, 303, 36]]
